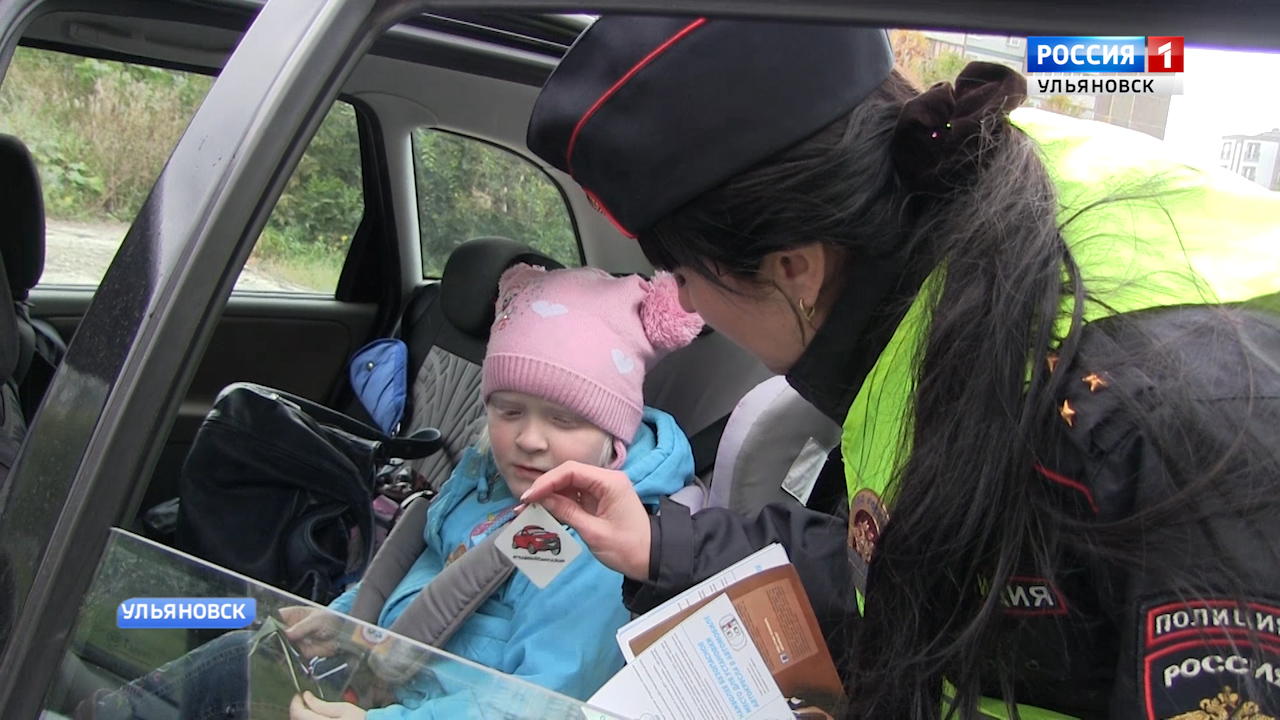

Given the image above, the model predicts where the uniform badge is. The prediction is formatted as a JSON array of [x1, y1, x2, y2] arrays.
[[1165, 686, 1275, 720], [847, 488, 890, 593], [1142, 599, 1280, 719]]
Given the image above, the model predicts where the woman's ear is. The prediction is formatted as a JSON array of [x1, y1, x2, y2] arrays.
[[761, 243, 829, 308]]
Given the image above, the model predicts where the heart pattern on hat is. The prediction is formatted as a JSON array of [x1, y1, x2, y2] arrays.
[[611, 348, 635, 374], [531, 300, 569, 318], [485, 264, 704, 443]]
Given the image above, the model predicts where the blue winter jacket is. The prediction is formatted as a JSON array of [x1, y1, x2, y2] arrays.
[[328, 406, 694, 718]]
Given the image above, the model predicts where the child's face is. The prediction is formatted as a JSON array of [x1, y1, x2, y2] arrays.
[[486, 391, 613, 498]]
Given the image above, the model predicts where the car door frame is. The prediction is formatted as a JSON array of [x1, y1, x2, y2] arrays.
[[0, 0, 416, 714], [1, 0, 1279, 717]]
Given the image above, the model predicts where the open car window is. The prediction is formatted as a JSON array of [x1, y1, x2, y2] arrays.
[[43, 529, 605, 719], [412, 128, 581, 277], [0, 46, 361, 295]]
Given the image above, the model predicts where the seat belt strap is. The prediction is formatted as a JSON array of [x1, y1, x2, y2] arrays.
[[348, 492, 516, 651], [349, 494, 431, 623], [387, 536, 514, 648]]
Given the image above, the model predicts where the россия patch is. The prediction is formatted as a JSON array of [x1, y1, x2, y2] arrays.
[[1142, 599, 1280, 720]]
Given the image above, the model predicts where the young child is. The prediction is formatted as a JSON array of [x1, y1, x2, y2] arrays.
[[80, 265, 704, 720]]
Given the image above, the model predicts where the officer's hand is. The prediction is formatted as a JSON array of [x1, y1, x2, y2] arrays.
[[521, 461, 651, 580]]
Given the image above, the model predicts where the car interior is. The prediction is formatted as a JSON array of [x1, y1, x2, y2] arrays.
[[0, 4, 843, 713], [9, 5, 798, 519], [3, 0, 1276, 716]]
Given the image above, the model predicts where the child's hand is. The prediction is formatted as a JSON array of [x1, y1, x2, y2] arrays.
[[290, 691, 367, 719], [520, 460, 652, 580], [281, 606, 341, 660]]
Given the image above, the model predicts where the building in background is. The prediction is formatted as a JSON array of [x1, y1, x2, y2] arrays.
[[1220, 129, 1280, 190], [924, 31, 1024, 71], [916, 31, 1170, 140], [1092, 94, 1172, 141]]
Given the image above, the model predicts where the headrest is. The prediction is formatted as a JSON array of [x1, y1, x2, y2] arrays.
[[439, 237, 565, 338], [0, 135, 46, 299], [709, 376, 841, 515], [527, 16, 894, 237]]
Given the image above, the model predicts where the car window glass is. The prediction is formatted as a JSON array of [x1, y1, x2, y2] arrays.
[[0, 46, 361, 295], [244, 102, 361, 294], [412, 129, 580, 277], [43, 529, 601, 718]]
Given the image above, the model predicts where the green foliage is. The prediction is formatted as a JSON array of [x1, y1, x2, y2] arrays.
[[28, 140, 105, 216], [251, 226, 347, 292], [891, 31, 1087, 123], [413, 130, 578, 276], [891, 30, 968, 89], [246, 103, 362, 290], [0, 47, 213, 222], [1, 46, 580, 293], [264, 103, 362, 255], [917, 51, 968, 88]]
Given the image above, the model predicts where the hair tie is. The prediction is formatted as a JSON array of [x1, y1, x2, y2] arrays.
[[890, 61, 1028, 195]]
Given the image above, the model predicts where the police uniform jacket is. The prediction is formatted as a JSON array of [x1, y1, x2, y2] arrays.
[[623, 108, 1280, 719]]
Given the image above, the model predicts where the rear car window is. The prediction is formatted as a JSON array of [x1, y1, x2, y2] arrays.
[[412, 128, 580, 277], [0, 46, 361, 294]]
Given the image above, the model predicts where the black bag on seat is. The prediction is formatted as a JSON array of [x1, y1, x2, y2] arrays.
[[175, 382, 441, 604]]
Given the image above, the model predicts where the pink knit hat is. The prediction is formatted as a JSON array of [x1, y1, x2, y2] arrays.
[[482, 265, 704, 443]]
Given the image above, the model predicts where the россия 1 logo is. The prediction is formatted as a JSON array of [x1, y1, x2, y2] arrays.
[[1027, 36, 1146, 73], [1146, 36, 1184, 72], [1025, 36, 1185, 96]]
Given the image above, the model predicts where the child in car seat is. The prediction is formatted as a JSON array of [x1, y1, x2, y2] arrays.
[[78, 265, 704, 720]]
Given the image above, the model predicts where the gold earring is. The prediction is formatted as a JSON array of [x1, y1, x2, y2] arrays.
[[798, 298, 817, 327]]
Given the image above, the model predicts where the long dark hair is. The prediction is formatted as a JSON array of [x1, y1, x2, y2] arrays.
[[638, 69, 1280, 718]]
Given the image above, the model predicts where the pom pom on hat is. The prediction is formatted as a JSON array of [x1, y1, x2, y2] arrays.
[[641, 272, 704, 351]]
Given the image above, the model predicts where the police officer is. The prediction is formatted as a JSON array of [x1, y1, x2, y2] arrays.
[[522, 15, 1280, 719]]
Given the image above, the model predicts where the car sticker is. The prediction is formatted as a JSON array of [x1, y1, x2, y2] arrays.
[[495, 504, 583, 589]]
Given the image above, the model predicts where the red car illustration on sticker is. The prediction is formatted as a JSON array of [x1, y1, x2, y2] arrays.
[[512, 525, 561, 555]]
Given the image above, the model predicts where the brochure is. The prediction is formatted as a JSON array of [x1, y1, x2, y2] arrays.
[[588, 544, 844, 720]]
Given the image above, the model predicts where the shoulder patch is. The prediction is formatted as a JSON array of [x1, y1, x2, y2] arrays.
[[847, 488, 889, 593], [1142, 599, 1280, 719]]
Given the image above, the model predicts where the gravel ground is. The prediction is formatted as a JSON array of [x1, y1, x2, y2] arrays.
[[43, 218, 311, 292]]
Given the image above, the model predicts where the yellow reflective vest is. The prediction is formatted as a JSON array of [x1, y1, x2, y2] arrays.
[[841, 107, 1280, 719]]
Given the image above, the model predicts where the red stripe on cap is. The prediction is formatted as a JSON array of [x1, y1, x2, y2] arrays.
[[1034, 464, 1098, 514], [565, 17, 707, 174], [584, 189, 637, 239]]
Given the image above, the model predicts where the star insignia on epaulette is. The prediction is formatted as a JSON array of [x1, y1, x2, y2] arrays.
[[1059, 399, 1076, 427]]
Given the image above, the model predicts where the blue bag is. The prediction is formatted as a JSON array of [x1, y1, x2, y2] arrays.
[[349, 338, 408, 436]]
